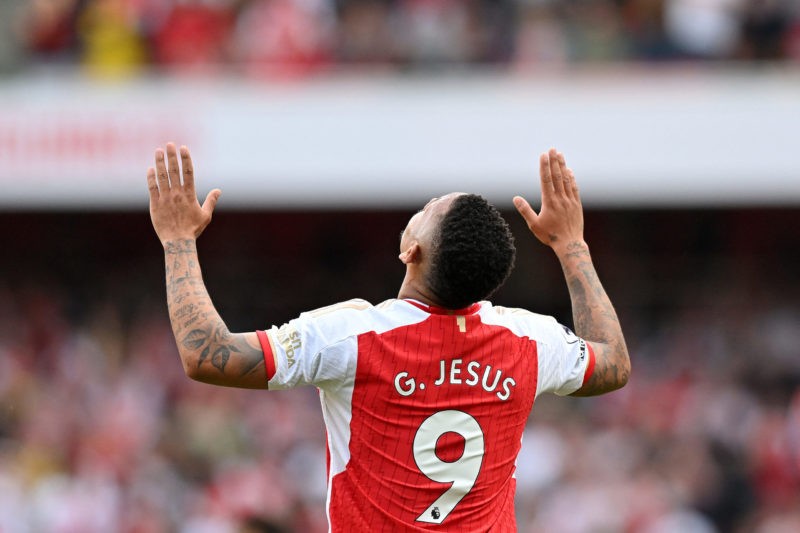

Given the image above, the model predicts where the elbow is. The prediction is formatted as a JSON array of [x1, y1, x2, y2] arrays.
[[571, 345, 630, 397], [604, 369, 630, 394], [609, 337, 631, 391], [179, 347, 223, 385], [179, 350, 202, 381], [617, 352, 632, 390], [618, 370, 630, 390]]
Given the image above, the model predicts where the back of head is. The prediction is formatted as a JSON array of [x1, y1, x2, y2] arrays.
[[427, 194, 516, 309]]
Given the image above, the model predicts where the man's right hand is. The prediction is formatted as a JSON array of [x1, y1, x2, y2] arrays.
[[147, 142, 221, 246], [513, 148, 585, 257]]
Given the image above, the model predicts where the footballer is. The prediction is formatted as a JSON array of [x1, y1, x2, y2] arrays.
[[147, 143, 630, 531]]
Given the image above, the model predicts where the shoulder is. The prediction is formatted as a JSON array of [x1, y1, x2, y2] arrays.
[[295, 298, 429, 340], [479, 302, 560, 336], [301, 298, 375, 320]]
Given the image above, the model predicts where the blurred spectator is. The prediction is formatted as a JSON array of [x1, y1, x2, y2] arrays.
[[738, 0, 792, 60], [394, 0, 473, 64], [231, 0, 335, 77], [621, 0, 677, 61], [664, 0, 743, 59], [514, 1, 570, 66], [76, 0, 149, 77], [565, 0, 632, 61], [336, 0, 396, 64], [786, 14, 800, 61], [22, 0, 81, 62], [151, 0, 236, 70], [0, 0, 28, 74]]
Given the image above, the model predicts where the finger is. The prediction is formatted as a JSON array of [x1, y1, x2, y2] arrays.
[[563, 167, 577, 200], [539, 152, 554, 196], [201, 188, 222, 215], [557, 152, 575, 198], [567, 168, 580, 200], [146, 167, 159, 201], [166, 142, 181, 189], [549, 148, 565, 195], [513, 195, 539, 228], [180, 145, 195, 192], [155, 148, 170, 191], [561, 165, 572, 200]]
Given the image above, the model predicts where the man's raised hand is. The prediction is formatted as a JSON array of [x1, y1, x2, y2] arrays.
[[147, 143, 221, 245], [513, 148, 585, 255]]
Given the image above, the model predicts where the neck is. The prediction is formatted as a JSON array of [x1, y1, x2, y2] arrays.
[[397, 272, 441, 307]]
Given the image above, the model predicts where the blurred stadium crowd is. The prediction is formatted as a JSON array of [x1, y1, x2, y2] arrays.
[[1, 0, 800, 76], [0, 209, 798, 532]]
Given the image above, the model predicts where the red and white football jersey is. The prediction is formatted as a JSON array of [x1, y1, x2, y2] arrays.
[[256, 298, 595, 532]]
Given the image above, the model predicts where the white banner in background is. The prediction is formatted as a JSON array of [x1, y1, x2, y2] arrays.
[[0, 70, 798, 209], [0, 111, 199, 180]]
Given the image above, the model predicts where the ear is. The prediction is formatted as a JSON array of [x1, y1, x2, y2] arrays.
[[398, 242, 420, 265]]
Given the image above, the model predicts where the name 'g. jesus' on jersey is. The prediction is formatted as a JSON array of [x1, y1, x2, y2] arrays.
[[256, 298, 595, 532]]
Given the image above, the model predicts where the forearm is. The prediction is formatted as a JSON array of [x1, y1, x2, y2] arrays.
[[555, 240, 630, 396], [163, 239, 266, 388]]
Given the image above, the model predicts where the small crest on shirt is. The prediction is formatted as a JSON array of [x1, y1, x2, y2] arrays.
[[456, 315, 466, 333], [560, 324, 580, 345]]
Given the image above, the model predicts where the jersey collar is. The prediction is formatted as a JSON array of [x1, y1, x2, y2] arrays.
[[403, 299, 481, 315]]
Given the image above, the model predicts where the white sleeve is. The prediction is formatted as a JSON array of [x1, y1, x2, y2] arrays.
[[477, 305, 595, 398], [535, 318, 594, 397], [259, 299, 374, 391]]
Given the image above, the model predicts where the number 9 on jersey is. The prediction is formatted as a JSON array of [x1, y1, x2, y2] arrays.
[[413, 410, 485, 524]]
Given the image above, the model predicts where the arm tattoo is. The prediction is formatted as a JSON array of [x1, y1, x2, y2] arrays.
[[182, 328, 208, 350], [559, 241, 630, 396], [164, 239, 265, 384]]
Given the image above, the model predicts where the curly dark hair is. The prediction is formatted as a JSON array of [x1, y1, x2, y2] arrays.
[[427, 194, 516, 309]]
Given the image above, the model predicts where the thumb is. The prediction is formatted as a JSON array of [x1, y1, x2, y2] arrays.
[[513, 196, 539, 228], [202, 188, 222, 214]]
